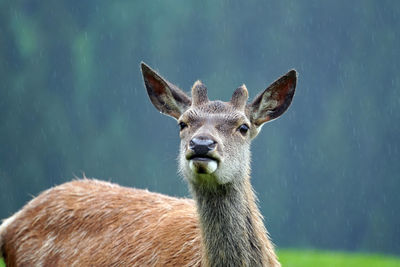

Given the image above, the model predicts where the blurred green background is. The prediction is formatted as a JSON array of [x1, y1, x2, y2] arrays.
[[0, 0, 399, 258]]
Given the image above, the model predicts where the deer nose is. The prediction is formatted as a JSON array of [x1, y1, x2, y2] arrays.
[[189, 137, 217, 155]]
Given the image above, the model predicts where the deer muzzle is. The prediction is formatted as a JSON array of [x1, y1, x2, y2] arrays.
[[186, 136, 220, 174]]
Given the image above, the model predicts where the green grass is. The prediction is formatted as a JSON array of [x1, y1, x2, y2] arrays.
[[0, 250, 399, 266], [278, 249, 400, 267]]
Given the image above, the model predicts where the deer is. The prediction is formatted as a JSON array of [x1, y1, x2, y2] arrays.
[[0, 62, 296, 267]]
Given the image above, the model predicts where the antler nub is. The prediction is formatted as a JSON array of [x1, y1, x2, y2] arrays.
[[230, 84, 248, 110], [191, 80, 209, 106]]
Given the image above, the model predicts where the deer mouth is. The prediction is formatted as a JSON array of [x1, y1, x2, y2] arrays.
[[188, 155, 218, 162], [186, 154, 220, 174]]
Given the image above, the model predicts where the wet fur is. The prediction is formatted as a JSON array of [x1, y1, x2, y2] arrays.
[[1, 179, 201, 266]]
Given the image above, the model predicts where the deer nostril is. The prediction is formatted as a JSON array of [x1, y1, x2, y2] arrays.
[[189, 140, 196, 150], [208, 141, 217, 150]]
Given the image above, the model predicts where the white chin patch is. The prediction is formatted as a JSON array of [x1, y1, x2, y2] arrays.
[[189, 159, 218, 174]]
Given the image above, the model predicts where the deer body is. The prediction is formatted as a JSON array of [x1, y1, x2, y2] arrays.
[[0, 63, 296, 267], [0, 179, 202, 266]]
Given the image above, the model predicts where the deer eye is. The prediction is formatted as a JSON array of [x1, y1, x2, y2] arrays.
[[178, 121, 188, 131], [238, 124, 249, 135]]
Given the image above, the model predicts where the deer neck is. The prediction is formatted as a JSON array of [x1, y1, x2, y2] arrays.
[[190, 176, 277, 267]]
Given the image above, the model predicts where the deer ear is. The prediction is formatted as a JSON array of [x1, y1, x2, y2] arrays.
[[248, 70, 297, 126], [141, 62, 191, 120]]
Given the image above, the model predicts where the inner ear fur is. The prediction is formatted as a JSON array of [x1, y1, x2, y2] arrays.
[[248, 70, 297, 126], [141, 62, 191, 119]]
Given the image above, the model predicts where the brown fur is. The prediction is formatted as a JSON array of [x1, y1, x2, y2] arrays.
[[1, 179, 201, 266]]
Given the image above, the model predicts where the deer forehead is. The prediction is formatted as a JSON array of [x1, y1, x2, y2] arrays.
[[181, 101, 250, 126]]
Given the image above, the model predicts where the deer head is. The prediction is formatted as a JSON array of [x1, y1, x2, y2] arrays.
[[141, 63, 296, 187]]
